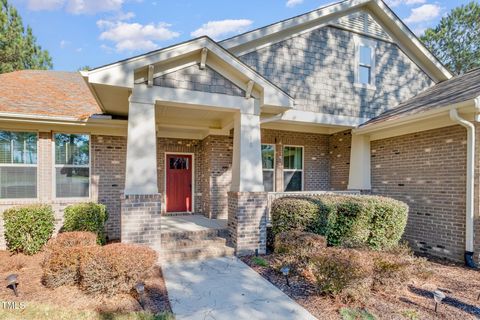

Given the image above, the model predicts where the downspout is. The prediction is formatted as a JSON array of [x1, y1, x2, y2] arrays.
[[449, 108, 476, 268]]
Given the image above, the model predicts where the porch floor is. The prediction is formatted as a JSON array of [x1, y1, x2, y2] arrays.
[[160, 215, 227, 234]]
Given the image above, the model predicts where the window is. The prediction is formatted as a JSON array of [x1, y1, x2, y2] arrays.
[[283, 146, 303, 191], [261, 144, 275, 192], [0, 131, 37, 199], [169, 157, 188, 170], [359, 46, 372, 84], [54, 133, 90, 198], [354, 37, 376, 88]]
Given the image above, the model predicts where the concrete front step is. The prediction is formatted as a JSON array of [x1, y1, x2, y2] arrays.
[[161, 236, 227, 250], [159, 245, 235, 264], [159, 227, 234, 263]]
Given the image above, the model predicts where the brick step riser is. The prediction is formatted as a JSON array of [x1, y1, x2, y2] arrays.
[[161, 229, 227, 243], [161, 237, 227, 250], [159, 247, 235, 263]]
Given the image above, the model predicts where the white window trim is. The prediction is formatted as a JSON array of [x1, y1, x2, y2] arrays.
[[353, 36, 377, 91], [164, 152, 195, 213], [0, 130, 39, 200], [52, 132, 91, 200], [283, 145, 304, 192], [261, 143, 276, 192]]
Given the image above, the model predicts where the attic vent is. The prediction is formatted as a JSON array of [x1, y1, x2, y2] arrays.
[[332, 10, 392, 42]]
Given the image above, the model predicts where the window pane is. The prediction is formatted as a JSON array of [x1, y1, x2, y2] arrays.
[[0, 131, 37, 164], [284, 171, 302, 192], [284, 146, 302, 170], [56, 167, 89, 198], [0, 167, 37, 199], [263, 170, 274, 192], [169, 157, 188, 170], [261, 145, 274, 169], [55, 133, 89, 165], [359, 46, 371, 66], [359, 66, 371, 84]]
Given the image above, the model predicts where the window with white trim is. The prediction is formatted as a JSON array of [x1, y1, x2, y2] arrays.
[[261, 144, 275, 192], [54, 133, 90, 198], [354, 37, 376, 87], [283, 146, 303, 191], [0, 131, 38, 199]]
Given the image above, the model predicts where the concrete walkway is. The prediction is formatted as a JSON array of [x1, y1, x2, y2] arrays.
[[162, 256, 317, 320]]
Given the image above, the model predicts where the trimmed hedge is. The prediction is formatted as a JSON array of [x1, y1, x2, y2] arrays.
[[270, 194, 408, 250], [3, 205, 55, 255], [270, 197, 323, 235], [62, 202, 108, 244]]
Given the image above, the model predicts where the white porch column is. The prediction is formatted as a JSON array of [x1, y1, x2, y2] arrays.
[[230, 99, 264, 192], [124, 98, 158, 195], [348, 133, 371, 190]]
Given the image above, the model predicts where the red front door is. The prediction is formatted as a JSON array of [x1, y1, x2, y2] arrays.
[[166, 154, 192, 212]]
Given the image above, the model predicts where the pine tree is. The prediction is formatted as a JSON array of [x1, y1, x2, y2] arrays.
[[0, 0, 52, 73], [420, 1, 480, 75]]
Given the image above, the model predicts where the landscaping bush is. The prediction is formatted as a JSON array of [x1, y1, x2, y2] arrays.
[[42, 245, 97, 288], [367, 196, 409, 249], [62, 202, 108, 244], [275, 231, 326, 257], [270, 197, 323, 235], [311, 247, 373, 302], [80, 243, 157, 296], [3, 205, 55, 255], [271, 195, 409, 250], [321, 195, 374, 248], [48, 231, 98, 248]]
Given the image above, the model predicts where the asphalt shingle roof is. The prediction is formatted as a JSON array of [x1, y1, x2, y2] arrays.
[[361, 68, 480, 127], [0, 70, 101, 120]]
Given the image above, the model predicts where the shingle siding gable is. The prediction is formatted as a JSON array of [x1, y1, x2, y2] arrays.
[[153, 64, 246, 97], [239, 25, 433, 118]]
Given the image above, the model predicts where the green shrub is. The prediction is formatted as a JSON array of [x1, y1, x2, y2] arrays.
[[63, 202, 108, 244], [367, 196, 408, 249], [321, 195, 374, 248], [80, 243, 157, 296], [3, 205, 55, 255], [275, 231, 326, 257], [270, 197, 323, 235]]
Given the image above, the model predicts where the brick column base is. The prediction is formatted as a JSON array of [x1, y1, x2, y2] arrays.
[[228, 192, 268, 256], [121, 194, 162, 249]]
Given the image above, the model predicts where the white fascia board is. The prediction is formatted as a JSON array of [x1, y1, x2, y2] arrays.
[[278, 109, 370, 127], [353, 100, 476, 135], [220, 0, 369, 49], [131, 84, 252, 112]]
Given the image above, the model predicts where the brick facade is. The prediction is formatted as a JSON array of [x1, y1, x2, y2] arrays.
[[120, 194, 162, 248], [371, 125, 470, 262], [228, 191, 268, 255]]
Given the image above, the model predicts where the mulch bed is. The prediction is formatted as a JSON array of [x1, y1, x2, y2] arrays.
[[242, 254, 480, 320], [0, 250, 171, 315]]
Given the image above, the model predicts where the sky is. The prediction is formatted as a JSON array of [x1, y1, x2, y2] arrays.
[[10, 0, 473, 71]]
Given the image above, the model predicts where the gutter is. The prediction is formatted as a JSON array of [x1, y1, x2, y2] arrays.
[[449, 108, 476, 268]]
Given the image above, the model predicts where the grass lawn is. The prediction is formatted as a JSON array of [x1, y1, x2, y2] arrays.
[[243, 253, 480, 320], [0, 303, 174, 320], [0, 251, 173, 320]]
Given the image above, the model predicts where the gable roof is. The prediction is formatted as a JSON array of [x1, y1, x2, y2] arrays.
[[85, 36, 294, 110], [360, 68, 480, 127], [220, 0, 452, 83], [0, 70, 101, 120]]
